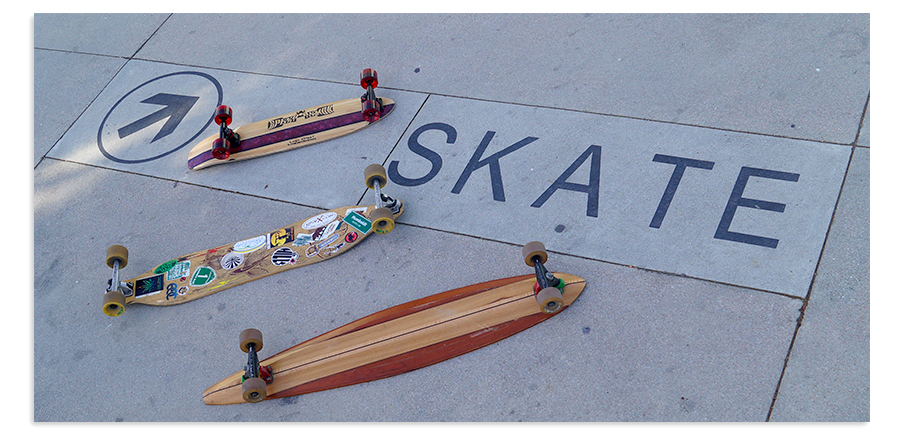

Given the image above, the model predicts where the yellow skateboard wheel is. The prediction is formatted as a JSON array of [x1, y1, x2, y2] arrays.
[[102, 291, 126, 317], [364, 164, 387, 190], [106, 245, 128, 268], [370, 207, 395, 234]]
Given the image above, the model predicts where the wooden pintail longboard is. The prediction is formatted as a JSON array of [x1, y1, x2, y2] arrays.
[[102, 164, 402, 317], [203, 242, 585, 405], [187, 68, 392, 170]]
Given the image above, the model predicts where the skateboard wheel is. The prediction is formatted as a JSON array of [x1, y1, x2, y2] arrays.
[[239, 328, 263, 353], [370, 207, 395, 234], [102, 291, 126, 317], [363, 164, 387, 190], [522, 241, 548, 267], [360, 68, 378, 89], [242, 377, 267, 403], [536, 287, 564, 314], [214, 105, 233, 126], [106, 245, 128, 269], [212, 138, 231, 160], [362, 99, 382, 123]]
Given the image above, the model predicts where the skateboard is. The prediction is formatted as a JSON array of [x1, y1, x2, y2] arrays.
[[202, 241, 585, 405], [187, 68, 394, 170], [102, 164, 403, 317]]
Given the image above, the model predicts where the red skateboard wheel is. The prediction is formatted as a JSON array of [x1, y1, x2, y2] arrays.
[[212, 138, 231, 160], [362, 99, 382, 123], [214, 105, 233, 126], [360, 68, 378, 89]]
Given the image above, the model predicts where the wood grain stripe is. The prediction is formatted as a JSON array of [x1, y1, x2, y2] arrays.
[[268, 311, 550, 398]]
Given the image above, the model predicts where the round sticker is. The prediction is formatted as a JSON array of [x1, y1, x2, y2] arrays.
[[271, 247, 298, 266], [220, 252, 244, 270]]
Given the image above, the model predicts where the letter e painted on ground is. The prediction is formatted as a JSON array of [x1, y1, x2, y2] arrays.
[[714, 167, 800, 248]]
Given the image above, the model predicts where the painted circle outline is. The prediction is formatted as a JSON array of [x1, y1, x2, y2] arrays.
[[97, 71, 223, 164]]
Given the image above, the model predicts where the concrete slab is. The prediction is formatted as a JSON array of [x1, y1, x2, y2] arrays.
[[31, 12, 871, 425], [46, 59, 427, 210], [34, 49, 126, 165], [34, 159, 800, 421], [769, 147, 869, 421], [138, 13, 869, 144], [375, 95, 850, 297], [34, 13, 170, 57], [271, 262, 801, 422]]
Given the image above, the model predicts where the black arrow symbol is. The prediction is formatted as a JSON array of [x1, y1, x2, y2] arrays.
[[117, 93, 200, 143]]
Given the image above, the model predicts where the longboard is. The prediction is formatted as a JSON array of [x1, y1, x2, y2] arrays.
[[203, 242, 585, 405], [187, 68, 393, 170], [102, 164, 402, 316]]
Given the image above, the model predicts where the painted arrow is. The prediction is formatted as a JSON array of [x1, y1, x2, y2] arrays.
[[117, 93, 200, 143]]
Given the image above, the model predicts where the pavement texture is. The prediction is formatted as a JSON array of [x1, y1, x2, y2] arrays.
[[33, 13, 870, 423]]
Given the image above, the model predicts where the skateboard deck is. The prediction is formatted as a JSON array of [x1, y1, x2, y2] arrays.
[[103, 165, 402, 317], [203, 243, 585, 405], [187, 68, 393, 170]]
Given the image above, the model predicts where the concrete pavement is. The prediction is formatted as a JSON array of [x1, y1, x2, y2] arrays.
[[33, 13, 869, 423]]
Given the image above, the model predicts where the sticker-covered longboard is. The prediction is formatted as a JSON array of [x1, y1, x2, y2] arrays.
[[102, 165, 402, 316]]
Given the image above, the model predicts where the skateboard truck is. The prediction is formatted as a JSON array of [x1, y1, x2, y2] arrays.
[[363, 164, 402, 234], [522, 242, 565, 314], [102, 245, 132, 316], [239, 329, 271, 403], [212, 105, 241, 160], [360, 68, 383, 123]]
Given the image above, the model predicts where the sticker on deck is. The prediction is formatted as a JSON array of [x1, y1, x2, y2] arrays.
[[302, 212, 338, 230], [343, 211, 372, 234], [134, 274, 165, 299], [165, 260, 191, 281], [190, 267, 216, 286]]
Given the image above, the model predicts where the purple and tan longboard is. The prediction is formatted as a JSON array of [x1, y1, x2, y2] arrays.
[[187, 68, 392, 170], [203, 242, 585, 405]]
